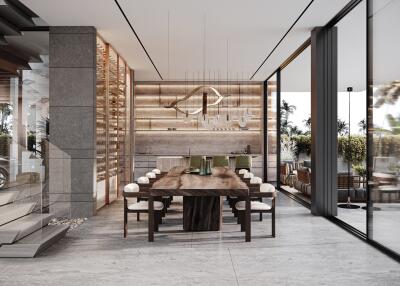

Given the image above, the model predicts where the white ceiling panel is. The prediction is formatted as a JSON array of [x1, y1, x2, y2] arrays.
[[21, 0, 352, 81], [21, 0, 159, 79]]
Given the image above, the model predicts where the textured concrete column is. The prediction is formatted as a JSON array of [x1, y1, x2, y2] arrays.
[[311, 27, 338, 216], [49, 27, 97, 217]]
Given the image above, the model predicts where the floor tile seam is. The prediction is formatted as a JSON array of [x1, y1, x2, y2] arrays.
[[228, 248, 240, 286]]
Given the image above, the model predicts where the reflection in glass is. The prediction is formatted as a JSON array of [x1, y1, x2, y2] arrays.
[[0, 54, 49, 213], [334, 0, 367, 232], [266, 74, 277, 183], [370, 0, 400, 255]]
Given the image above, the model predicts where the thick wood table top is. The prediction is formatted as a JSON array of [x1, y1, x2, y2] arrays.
[[151, 166, 249, 197]]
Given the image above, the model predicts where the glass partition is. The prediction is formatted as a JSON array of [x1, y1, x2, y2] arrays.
[[336, 0, 367, 232], [369, 0, 400, 254], [279, 46, 312, 203], [0, 34, 49, 214], [266, 74, 277, 183]]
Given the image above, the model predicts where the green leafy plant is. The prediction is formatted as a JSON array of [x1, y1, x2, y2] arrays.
[[338, 135, 366, 164], [27, 131, 36, 152], [0, 133, 11, 157], [291, 135, 311, 156], [352, 164, 366, 176], [0, 103, 12, 135], [287, 134, 367, 165]]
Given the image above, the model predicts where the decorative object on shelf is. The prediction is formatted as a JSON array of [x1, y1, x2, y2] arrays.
[[199, 157, 207, 176], [206, 159, 212, 175], [239, 115, 247, 129]]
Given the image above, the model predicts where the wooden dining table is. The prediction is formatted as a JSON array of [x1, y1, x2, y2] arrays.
[[148, 166, 251, 242]]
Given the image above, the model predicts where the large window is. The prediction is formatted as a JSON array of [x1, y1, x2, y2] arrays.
[[266, 73, 278, 183], [336, 1, 367, 232], [279, 46, 312, 203], [369, 0, 400, 254]]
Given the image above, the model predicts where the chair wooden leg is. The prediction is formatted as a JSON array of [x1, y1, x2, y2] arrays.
[[124, 209, 127, 238], [272, 200, 276, 237], [137, 213, 140, 221], [240, 212, 245, 232], [123, 198, 128, 238], [158, 211, 163, 225], [259, 212, 263, 221], [154, 212, 159, 232]]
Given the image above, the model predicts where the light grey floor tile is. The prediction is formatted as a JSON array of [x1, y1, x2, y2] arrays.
[[0, 192, 399, 286]]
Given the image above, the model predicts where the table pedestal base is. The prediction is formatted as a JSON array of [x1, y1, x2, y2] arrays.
[[183, 196, 222, 231]]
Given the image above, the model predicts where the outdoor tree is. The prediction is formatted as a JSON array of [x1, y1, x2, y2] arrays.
[[303, 115, 311, 135], [337, 119, 348, 136], [280, 100, 298, 136]]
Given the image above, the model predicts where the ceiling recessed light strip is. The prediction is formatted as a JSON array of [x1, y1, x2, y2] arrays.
[[114, 0, 163, 80], [249, 0, 314, 80]]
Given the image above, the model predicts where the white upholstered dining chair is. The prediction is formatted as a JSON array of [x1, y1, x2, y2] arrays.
[[123, 183, 164, 238]]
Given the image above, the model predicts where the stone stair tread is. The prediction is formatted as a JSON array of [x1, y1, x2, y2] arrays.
[[0, 213, 54, 244], [0, 225, 69, 258], [0, 191, 19, 206], [0, 203, 36, 226]]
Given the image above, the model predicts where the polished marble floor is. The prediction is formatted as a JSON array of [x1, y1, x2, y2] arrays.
[[0, 193, 399, 286]]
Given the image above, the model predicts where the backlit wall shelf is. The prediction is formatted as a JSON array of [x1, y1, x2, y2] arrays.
[[133, 82, 263, 157], [134, 82, 262, 132], [96, 36, 133, 210]]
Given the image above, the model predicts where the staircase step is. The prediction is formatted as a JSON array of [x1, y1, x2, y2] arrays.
[[0, 213, 54, 244], [0, 191, 19, 206], [0, 203, 36, 226], [0, 225, 69, 258]]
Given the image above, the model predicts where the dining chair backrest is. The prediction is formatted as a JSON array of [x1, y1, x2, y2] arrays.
[[124, 183, 139, 193], [190, 155, 206, 169], [137, 176, 150, 184], [235, 155, 252, 170], [152, 168, 161, 175], [250, 176, 262, 184], [244, 172, 254, 179], [146, 172, 156, 179], [213, 155, 229, 167]]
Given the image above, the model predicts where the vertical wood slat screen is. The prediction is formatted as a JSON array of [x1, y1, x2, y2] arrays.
[[96, 36, 131, 209]]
